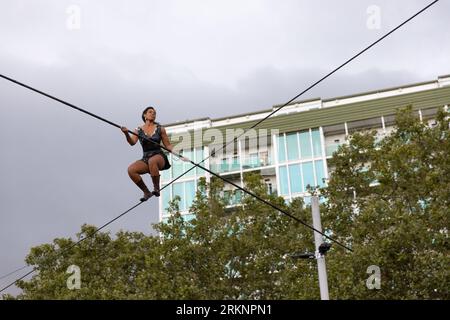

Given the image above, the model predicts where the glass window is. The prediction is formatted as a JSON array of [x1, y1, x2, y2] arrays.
[[279, 166, 289, 195], [173, 182, 185, 211], [303, 196, 311, 207], [315, 160, 327, 187], [286, 133, 299, 160], [299, 131, 312, 159], [231, 155, 240, 171], [311, 129, 322, 157], [195, 147, 205, 175], [172, 156, 184, 177], [185, 180, 196, 210], [265, 182, 273, 195], [234, 190, 242, 204], [277, 135, 286, 163], [223, 190, 231, 204], [302, 161, 315, 190], [260, 150, 270, 166], [161, 184, 171, 213], [183, 149, 194, 177], [249, 153, 258, 167], [220, 158, 228, 173], [182, 214, 196, 223], [325, 144, 339, 157], [288, 164, 302, 194]]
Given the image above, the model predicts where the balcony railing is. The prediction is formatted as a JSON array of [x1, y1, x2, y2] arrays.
[[325, 143, 340, 157], [224, 190, 242, 206], [210, 152, 273, 174], [210, 159, 241, 174], [241, 153, 272, 170]]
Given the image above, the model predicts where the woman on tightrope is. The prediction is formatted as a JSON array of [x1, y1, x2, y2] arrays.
[[121, 106, 173, 202]]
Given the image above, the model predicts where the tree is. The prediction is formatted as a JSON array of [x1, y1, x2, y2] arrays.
[[322, 107, 449, 299], [4, 107, 448, 299], [4, 174, 319, 299]]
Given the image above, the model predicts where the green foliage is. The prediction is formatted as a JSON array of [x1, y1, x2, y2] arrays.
[[322, 106, 449, 299], [5, 107, 448, 299]]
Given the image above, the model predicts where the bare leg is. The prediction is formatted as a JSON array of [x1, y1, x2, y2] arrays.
[[148, 154, 165, 197], [127, 160, 152, 201]]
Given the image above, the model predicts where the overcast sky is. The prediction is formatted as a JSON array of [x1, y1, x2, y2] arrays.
[[1, 0, 449, 295]]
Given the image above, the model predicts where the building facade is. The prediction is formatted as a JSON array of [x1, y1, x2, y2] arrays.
[[159, 75, 450, 223]]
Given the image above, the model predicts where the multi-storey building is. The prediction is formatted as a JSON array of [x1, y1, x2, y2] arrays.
[[159, 75, 450, 223]]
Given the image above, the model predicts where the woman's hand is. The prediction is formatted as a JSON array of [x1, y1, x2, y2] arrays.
[[121, 127, 138, 146], [121, 126, 129, 135]]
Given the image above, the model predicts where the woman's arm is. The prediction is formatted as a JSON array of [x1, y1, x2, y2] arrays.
[[160, 127, 173, 152], [161, 127, 189, 162], [121, 127, 139, 146]]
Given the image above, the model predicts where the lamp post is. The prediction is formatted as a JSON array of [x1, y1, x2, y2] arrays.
[[291, 196, 330, 300], [311, 196, 330, 300]]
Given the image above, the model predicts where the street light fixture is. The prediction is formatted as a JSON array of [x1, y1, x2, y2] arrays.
[[290, 243, 332, 260]]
